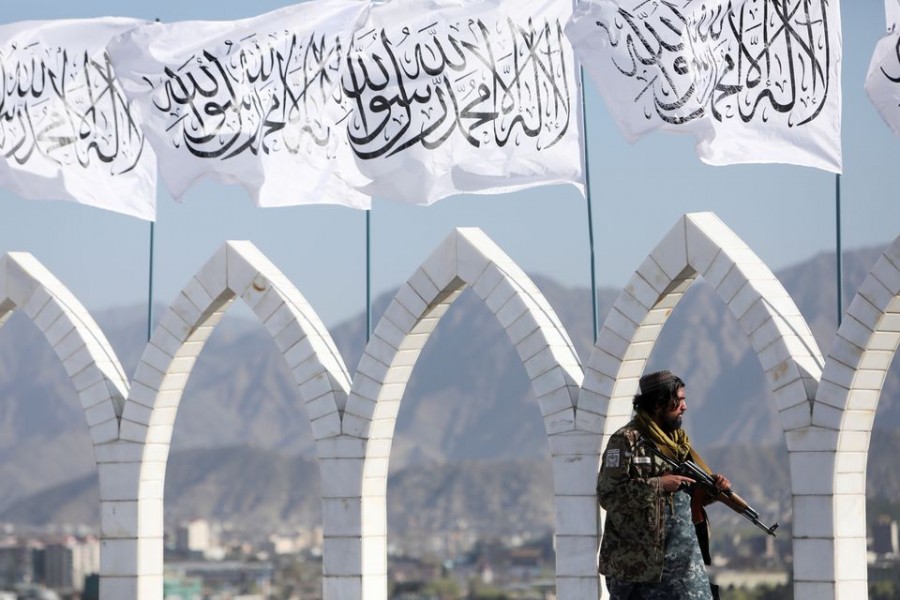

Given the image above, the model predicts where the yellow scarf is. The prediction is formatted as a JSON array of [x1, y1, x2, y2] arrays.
[[634, 410, 712, 474], [635, 410, 691, 460]]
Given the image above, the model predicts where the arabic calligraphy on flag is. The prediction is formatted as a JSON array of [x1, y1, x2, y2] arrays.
[[107, 0, 371, 209], [340, 0, 585, 204], [866, 0, 900, 137], [0, 18, 156, 220], [567, 0, 842, 173]]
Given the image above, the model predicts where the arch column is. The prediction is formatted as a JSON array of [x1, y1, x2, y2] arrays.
[[116, 241, 351, 599], [335, 228, 584, 599], [0, 253, 134, 597], [795, 236, 900, 599], [579, 212, 823, 597]]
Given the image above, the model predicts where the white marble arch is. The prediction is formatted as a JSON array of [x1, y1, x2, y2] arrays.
[[578, 212, 824, 597], [108, 241, 352, 599], [341, 227, 584, 600], [0, 252, 128, 443], [790, 234, 900, 600], [0, 253, 134, 595]]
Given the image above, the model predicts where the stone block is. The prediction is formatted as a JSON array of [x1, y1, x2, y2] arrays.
[[603, 308, 638, 343], [834, 536, 868, 581], [408, 267, 441, 306], [574, 409, 605, 434], [794, 581, 835, 600], [789, 452, 836, 495], [554, 495, 598, 536], [317, 436, 366, 459], [100, 539, 138, 576], [780, 402, 813, 431], [323, 538, 363, 576], [872, 254, 900, 293], [650, 218, 688, 280], [145, 422, 174, 445], [99, 576, 145, 600], [845, 389, 879, 411], [859, 349, 894, 371], [394, 283, 428, 318], [869, 330, 900, 351], [835, 315, 874, 352], [594, 329, 630, 366], [785, 428, 839, 452], [835, 450, 866, 474], [717, 266, 749, 305], [94, 441, 144, 464], [323, 576, 362, 600], [532, 366, 567, 397], [372, 317, 406, 351], [811, 402, 842, 430], [623, 275, 660, 313], [847, 294, 882, 331], [101, 501, 139, 538], [362, 535, 388, 576], [311, 411, 342, 440], [553, 454, 598, 496], [632, 323, 662, 344], [554, 535, 598, 576], [833, 495, 866, 538], [793, 538, 835, 582], [841, 409, 876, 432], [555, 576, 600, 600], [322, 497, 362, 537], [362, 495, 387, 537], [834, 471, 866, 495], [539, 386, 578, 417], [190, 244, 227, 297], [544, 408, 577, 435], [701, 250, 736, 289], [636, 255, 671, 295], [792, 495, 834, 537], [320, 459, 365, 498], [854, 369, 887, 390], [90, 418, 120, 446]]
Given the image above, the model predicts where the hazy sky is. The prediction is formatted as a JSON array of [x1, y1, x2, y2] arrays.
[[1, 1, 897, 330]]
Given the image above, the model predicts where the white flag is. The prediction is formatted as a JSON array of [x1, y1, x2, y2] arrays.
[[0, 18, 157, 220], [567, 0, 843, 173], [866, 0, 900, 137], [339, 0, 585, 204], [107, 0, 371, 209]]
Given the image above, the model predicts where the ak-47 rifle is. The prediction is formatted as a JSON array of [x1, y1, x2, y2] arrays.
[[640, 438, 779, 537]]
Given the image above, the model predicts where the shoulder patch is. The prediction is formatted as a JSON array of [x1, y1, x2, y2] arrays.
[[606, 448, 621, 468]]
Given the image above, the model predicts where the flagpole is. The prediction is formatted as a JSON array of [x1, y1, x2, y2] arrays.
[[147, 222, 155, 342], [579, 66, 599, 343], [835, 173, 843, 326], [366, 209, 372, 341]]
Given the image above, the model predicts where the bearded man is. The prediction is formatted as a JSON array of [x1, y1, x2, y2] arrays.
[[597, 370, 730, 600]]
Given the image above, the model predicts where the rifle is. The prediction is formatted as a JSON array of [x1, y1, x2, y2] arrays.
[[640, 438, 779, 537]]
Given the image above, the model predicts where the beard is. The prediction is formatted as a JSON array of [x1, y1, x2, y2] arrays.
[[661, 414, 683, 433]]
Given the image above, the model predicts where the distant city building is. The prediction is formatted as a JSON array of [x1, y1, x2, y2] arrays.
[[872, 516, 899, 556], [42, 536, 99, 592], [0, 538, 39, 588], [177, 519, 211, 556]]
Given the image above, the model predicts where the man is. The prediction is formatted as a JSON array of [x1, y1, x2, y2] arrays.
[[597, 370, 730, 600]]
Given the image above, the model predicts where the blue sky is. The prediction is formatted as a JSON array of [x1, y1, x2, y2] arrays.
[[1, 0, 897, 329]]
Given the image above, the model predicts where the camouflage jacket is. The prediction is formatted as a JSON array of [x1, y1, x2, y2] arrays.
[[597, 419, 674, 583]]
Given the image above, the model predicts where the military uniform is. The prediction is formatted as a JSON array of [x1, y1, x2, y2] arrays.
[[598, 419, 712, 600]]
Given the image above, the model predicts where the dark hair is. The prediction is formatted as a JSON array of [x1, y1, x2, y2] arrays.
[[633, 375, 685, 414]]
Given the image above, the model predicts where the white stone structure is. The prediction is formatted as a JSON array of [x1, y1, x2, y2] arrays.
[[793, 234, 900, 599], [114, 241, 352, 599], [1, 215, 897, 600], [577, 212, 825, 598], [343, 228, 584, 599]]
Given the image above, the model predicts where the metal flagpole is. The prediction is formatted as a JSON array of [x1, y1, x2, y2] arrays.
[[366, 209, 372, 341], [835, 174, 843, 326], [147, 222, 155, 342], [579, 67, 599, 343]]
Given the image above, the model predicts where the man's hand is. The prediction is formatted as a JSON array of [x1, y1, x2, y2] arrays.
[[713, 473, 731, 491], [659, 473, 695, 493]]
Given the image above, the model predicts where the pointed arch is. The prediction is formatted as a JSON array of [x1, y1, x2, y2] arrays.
[[337, 228, 583, 600], [106, 241, 351, 599], [579, 212, 823, 439], [0, 252, 127, 445], [578, 212, 824, 599], [792, 234, 900, 599]]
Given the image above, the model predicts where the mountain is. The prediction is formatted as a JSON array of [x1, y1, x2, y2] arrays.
[[0, 245, 896, 521], [3, 429, 899, 537]]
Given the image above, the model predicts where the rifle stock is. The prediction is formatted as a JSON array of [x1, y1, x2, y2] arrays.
[[640, 439, 779, 537]]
